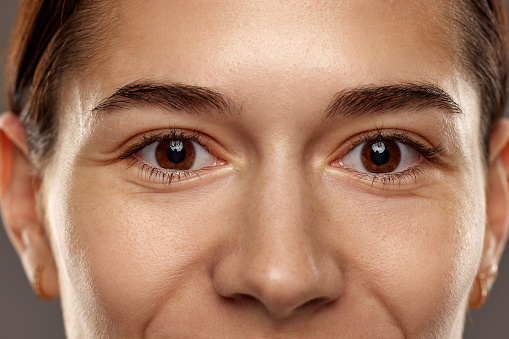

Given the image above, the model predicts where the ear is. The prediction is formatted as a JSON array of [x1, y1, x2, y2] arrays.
[[469, 118, 509, 308], [0, 112, 59, 300]]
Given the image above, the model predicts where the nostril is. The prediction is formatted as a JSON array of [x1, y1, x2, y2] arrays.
[[226, 293, 336, 318], [296, 296, 334, 313], [226, 293, 264, 308], [300, 296, 327, 307], [224, 293, 269, 313], [231, 293, 259, 304]]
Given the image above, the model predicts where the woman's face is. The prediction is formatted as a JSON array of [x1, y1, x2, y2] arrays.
[[41, 0, 490, 337]]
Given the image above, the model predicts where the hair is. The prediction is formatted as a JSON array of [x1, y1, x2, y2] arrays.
[[453, 0, 509, 162], [5, 0, 509, 169], [6, 0, 109, 169]]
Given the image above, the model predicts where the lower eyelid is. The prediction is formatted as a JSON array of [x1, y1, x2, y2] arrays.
[[127, 157, 200, 185], [128, 152, 227, 187], [341, 164, 429, 189]]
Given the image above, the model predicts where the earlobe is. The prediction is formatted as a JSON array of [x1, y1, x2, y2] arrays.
[[470, 118, 509, 308], [0, 112, 59, 300]]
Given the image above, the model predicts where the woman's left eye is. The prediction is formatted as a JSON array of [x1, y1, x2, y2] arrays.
[[136, 138, 217, 171], [339, 139, 421, 173]]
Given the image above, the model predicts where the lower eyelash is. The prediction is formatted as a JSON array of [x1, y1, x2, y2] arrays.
[[126, 156, 201, 185], [347, 162, 428, 188]]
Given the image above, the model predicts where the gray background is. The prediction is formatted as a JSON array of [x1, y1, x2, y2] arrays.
[[1, 1, 509, 338]]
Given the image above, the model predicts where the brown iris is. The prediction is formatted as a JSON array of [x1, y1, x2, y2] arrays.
[[361, 140, 401, 173], [155, 139, 196, 170]]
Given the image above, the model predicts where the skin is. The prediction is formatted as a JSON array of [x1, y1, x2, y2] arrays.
[[2, 0, 509, 338]]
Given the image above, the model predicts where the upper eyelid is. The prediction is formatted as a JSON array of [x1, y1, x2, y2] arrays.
[[340, 129, 444, 160], [117, 129, 211, 160], [348, 130, 420, 150]]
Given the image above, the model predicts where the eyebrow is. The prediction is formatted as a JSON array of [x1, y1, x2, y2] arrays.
[[324, 83, 462, 119], [92, 81, 235, 116], [92, 81, 462, 119]]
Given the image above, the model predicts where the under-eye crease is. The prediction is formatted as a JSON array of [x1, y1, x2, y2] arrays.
[[334, 129, 445, 186], [117, 128, 222, 186]]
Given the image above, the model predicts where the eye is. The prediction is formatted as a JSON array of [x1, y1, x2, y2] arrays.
[[136, 138, 216, 171], [339, 139, 421, 173]]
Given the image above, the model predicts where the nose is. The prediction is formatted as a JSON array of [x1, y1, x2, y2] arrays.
[[212, 160, 343, 320]]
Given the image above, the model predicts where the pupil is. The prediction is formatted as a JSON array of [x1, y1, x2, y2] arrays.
[[167, 141, 186, 164], [370, 141, 390, 165]]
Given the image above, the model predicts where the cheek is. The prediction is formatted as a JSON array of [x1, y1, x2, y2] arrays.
[[322, 181, 484, 335], [52, 167, 234, 335]]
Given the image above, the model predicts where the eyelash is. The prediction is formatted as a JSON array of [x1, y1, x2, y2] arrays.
[[118, 128, 212, 185], [340, 129, 445, 186]]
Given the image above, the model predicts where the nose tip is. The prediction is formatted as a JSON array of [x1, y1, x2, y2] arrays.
[[213, 246, 343, 320], [238, 260, 341, 319]]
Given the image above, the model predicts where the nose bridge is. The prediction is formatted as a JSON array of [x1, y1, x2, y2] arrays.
[[253, 150, 310, 233], [248, 152, 314, 274]]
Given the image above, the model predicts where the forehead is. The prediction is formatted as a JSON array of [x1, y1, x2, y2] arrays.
[[82, 0, 456, 95]]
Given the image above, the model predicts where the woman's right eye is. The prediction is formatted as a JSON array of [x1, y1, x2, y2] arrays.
[[136, 138, 217, 171]]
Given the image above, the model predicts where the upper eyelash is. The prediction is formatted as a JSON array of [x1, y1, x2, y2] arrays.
[[348, 129, 445, 163], [117, 128, 208, 160]]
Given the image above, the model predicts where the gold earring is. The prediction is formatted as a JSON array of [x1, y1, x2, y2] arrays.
[[470, 272, 488, 309], [469, 264, 498, 309], [32, 263, 52, 301], [488, 263, 499, 277]]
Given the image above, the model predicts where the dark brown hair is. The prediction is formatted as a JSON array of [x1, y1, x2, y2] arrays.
[[454, 0, 509, 161], [7, 0, 108, 169], [6, 0, 509, 169]]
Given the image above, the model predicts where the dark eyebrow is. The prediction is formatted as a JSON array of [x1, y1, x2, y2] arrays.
[[93, 81, 461, 121], [92, 81, 235, 116], [324, 83, 462, 119]]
